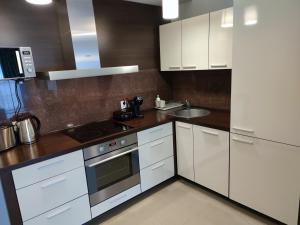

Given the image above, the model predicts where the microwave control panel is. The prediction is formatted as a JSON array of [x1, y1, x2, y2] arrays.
[[19, 47, 36, 78]]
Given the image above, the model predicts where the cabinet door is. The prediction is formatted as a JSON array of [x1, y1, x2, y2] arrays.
[[231, 0, 300, 146], [175, 122, 194, 181], [193, 126, 229, 196], [182, 14, 209, 70], [209, 7, 233, 69], [159, 21, 182, 71], [230, 134, 300, 225]]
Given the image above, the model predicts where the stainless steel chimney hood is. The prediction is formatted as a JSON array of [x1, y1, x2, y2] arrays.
[[37, 0, 139, 80]]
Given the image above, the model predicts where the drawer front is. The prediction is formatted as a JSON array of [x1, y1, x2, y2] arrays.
[[138, 123, 173, 146], [24, 195, 91, 225], [91, 185, 141, 218], [17, 167, 88, 221], [140, 156, 175, 192], [139, 135, 174, 169], [13, 150, 84, 189]]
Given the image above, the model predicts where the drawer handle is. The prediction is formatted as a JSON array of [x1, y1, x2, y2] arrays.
[[177, 124, 191, 130], [152, 162, 165, 171], [41, 176, 67, 189], [38, 160, 64, 170], [110, 194, 127, 204], [46, 206, 71, 219], [202, 130, 219, 136], [232, 138, 254, 145], [169, 66, 181, 70], [183, 66, 197, 69], [232, 127, 254, 133], [211, 64, 228, 68], [150, 128, 163, 134], [150, 140, 165, 148]]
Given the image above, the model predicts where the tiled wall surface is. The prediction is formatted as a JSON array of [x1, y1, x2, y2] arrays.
[[0, 69, 171, 134], [166, 70, 231, 111]]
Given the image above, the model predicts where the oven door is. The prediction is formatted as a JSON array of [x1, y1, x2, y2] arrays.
[[0, 48, 24, 80], [85, 144, 140, 206]]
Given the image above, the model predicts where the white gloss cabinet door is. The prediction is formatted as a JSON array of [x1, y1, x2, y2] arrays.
[[175, 122, 194, 181], [193, 126, 229, 196], [159, 21, 182, 71], [231, 0, 300, 146], [230, 134, 300, 225], [182, 14, 209, 70], [209, 7, 233, 69]]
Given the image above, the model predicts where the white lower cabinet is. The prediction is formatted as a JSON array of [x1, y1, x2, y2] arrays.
[[24, 195, 91, 225], [140, 156, 175, 192], [16, 166, 88, 221], [91, 185, 141, 218], [230, 134, 300, 225], [176, 122, 194, 181], [193, 126, 229, 196]]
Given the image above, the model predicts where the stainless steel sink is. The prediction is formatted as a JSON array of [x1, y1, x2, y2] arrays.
[[168, 108, 210, 119]]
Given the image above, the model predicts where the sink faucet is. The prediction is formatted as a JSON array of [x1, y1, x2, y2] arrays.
[[185, 99, 191, 108]]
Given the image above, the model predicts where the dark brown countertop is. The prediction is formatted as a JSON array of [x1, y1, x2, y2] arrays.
[[0, 108, 229, 174]]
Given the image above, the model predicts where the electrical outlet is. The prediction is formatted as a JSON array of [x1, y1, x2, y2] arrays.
[[120, 100, 127, 110]]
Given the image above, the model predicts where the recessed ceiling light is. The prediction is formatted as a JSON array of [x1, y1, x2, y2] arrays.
[[25, 0, 52, 5], [162, 0, 179, 20]]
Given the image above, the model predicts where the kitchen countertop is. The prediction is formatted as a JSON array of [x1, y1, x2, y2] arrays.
[[0, 108, 230, 174]]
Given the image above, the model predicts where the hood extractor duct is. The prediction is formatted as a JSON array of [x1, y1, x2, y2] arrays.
[[37, 0, 139, 80]]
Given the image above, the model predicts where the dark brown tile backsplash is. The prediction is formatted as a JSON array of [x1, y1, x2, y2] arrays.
[[164, 70, 231, 111]]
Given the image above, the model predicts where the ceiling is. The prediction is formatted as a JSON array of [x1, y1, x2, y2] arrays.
[[124, 0, 162, 6]]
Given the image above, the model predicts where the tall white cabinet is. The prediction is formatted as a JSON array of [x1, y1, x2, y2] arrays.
[[230, 1, 300, 224]]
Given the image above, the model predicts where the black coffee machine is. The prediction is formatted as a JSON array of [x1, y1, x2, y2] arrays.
[[129, 96, 144, 118], [113, 96, 144, 121]]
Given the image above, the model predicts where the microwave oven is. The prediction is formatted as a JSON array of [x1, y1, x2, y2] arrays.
[[0, 47, 36, 80]]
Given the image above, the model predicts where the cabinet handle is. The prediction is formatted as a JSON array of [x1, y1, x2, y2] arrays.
[[202, 130, 219, 136], [169, 66, 181, 70], [41, 176, 67, 189], [183, 66, 197, 69], [150, 140, 165, 148], [177, 124, 191, 130], [152, 162, 165, 171], [232, 138, 254, 145], [211, 64, 228, 68], [232, 127, 254, 133], [38, 160, 64, 170], [46, 206, 71, 219], [150, 128, 163, 134]]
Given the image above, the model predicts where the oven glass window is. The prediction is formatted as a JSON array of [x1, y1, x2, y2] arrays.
[[95, 154, 133, 191]]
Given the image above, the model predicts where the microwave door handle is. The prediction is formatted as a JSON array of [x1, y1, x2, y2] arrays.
[[87, 147, 139, 168], [15, 50, 23, 75]]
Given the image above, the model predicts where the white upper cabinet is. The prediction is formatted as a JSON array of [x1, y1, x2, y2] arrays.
[[175, 122, 194, 181], [231, 0, 300, 146], [209, 7, 233, 69], [182, 14, 209, 70], [159, 21, 182, 71]]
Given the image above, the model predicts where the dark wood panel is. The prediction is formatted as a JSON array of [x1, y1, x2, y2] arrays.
[[0, 0, 68, 71], [93, 0, 162, 70]]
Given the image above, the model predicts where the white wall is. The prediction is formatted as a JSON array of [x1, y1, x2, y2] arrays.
[[0, 179, 10, 225], [180, 0, 233, 19]]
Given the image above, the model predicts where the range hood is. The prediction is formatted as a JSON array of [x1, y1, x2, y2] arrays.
[[37, 0, 139, 81]]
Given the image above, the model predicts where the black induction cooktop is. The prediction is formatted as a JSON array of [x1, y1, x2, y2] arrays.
[[64, 121, 132, 143]]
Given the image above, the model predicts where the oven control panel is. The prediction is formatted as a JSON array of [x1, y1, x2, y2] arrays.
[[83, 133, 137, 160]]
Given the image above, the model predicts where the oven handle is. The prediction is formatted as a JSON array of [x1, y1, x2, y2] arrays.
[[86, 147, 139, 168]]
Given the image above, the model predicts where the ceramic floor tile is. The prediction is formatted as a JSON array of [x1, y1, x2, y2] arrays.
[[89, 180, 279, 225]]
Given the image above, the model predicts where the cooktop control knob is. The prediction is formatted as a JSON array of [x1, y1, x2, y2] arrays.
[[99, 146, 105, 152], [120, 140, 126, 145]]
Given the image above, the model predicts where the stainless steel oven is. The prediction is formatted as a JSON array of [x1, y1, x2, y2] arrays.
[[84, 133, 140, 207]]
